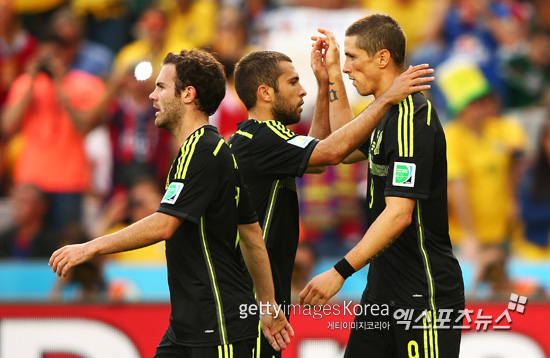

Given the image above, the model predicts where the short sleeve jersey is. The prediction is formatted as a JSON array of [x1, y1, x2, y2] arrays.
[[358, 93, 464, 310], [228, 119, 319, 309], [157, 125, 258, 347]]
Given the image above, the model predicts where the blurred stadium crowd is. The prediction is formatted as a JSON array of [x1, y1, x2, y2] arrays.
[[0, 0, 549, 303]]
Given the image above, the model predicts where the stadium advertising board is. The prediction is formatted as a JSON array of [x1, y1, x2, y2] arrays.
[[0, 301, 547, 358]]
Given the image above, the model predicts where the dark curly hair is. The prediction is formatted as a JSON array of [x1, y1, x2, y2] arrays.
[[162, 49, 226, 116]]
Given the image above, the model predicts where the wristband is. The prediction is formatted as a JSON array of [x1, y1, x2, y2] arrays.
[[333, 258, 356, 279]]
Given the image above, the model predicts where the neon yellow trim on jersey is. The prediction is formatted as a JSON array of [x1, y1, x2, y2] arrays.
[[408, 95, 414, 157], [218, 345, 223, 358], [235, 130, 253, 139], [256, 321, 262, 358], [432, 310, 439, 358], [417, 200, 436, 310], [262, 180, 280, 241], [369, 180, 374, 209], [213, 138, 225, 156], [200, 216, 228, 345], [265, 120, 292, 140], [432, 311, 435, 358], [224, 344, 229, 358], [273, 121, 294, 137], [398, 102, 404, 157], [423, 314, 429, 358], [175, 136, 191, 180], [427, 100, 432, 126], [403, 97, 409, 157], [176, 128, 204, 179]]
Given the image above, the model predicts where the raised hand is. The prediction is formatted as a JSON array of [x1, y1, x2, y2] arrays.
[[311, 36, 329, 85], [311, 28, 341, 73]]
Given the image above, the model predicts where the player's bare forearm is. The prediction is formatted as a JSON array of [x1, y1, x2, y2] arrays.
[[307, 93, 393, 167], [238, 222, 294, 351], [49, 212, 182, 277], [238, 222, 276, 303], [308, 85, 330, 139], [299, 197, 415, 306], [345, 197, 414, 270]]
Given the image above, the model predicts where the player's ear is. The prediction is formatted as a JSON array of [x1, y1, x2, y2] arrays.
[[182, 86, 197, 104], [378, 49, 390, 69], [257, 84, 274, 103]]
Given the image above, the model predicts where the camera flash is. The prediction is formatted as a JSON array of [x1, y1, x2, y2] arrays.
[[134, 61, 153, 81]]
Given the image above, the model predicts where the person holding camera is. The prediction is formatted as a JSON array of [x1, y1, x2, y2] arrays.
[[0, 34, 106, 231]]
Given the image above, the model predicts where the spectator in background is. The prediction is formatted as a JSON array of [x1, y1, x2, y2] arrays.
[[0, 0, 38, 106], [104, 62, 174, 192], [410, 0, 531, 115], [502, 27, 550, 109], [112, 6, 192, 76], [290, 243, 316, 302], [209, 5, 253, 139], [48, 6, 114, 79], [71, 0, 136, 55], [92, 174, 166, 263], [439, 60, 526, 296], [0, 183, 57, 259], [0, 34, 106, 230], [0, 0, 38, 195], [159, 0, 217, 51], [519, 119, 550, 258]]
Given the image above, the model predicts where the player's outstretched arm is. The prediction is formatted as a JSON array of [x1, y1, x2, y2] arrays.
[[307, 64, 434, 168], [49, 212, 182, 277], [238, 223, 294, 351], [300, 197, 415, 306]]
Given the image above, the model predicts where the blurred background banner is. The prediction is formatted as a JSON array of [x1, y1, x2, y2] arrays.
[[0, 302, 547, 357]]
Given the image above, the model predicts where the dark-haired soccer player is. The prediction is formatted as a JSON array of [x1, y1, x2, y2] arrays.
[[49, 49, 292, 358], [229, 47, 434, 357], [300, 15, 465, 358]]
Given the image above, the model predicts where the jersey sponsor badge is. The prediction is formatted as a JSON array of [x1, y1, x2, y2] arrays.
[[161, 182, 184, 204], [393, 162, 416, 187], [287, 135, 315, 148]]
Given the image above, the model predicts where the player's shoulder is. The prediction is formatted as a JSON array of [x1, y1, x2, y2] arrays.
[[179, 125, 227, 158], [395, 92, 431, 110], [256, 120, 296, 140]]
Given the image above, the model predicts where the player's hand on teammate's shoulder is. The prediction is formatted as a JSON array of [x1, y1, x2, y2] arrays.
[[299, 267, 345, 307], [260, 301, 294, 351], [384, 64, 435, 105]]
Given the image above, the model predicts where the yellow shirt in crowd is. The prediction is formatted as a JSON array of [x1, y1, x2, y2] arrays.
[[445, 117, 526, 245]]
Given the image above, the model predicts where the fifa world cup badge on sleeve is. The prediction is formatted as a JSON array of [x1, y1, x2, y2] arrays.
[[393, 162, 416, 187], [162, 182, 184, 204]]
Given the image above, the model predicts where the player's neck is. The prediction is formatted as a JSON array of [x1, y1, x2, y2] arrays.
[[248, 105, 274, 123], [373, 67, 405, 99], [174, 111, 210, 143]]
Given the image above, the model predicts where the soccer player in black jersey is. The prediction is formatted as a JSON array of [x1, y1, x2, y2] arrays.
[[229, 48, 434, 357], [300, 15, 465, 358], [49, 49, 293, 358]]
